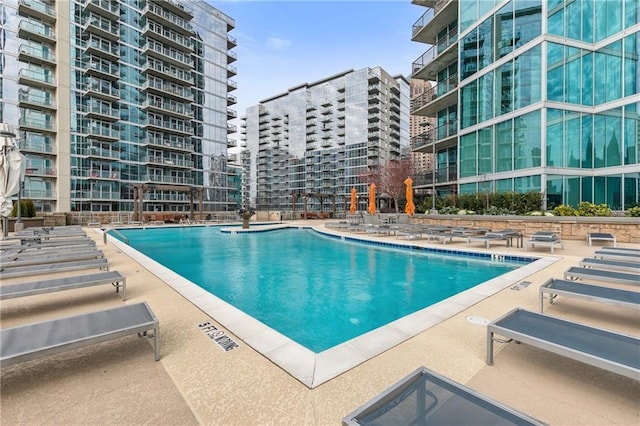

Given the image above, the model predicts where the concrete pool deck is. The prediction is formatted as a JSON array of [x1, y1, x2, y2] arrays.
[[1, 221, 639, 425]]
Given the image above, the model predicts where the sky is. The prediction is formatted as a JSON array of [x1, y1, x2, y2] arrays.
[[206, 0, 426, 121]]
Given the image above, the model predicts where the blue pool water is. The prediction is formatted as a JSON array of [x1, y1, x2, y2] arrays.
[[114, 227, 528, 352]]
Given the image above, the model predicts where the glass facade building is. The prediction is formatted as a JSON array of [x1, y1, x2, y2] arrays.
[[244, 67, 410, 212], [0, 0, 236, 215], [411, 0, 639, 209]]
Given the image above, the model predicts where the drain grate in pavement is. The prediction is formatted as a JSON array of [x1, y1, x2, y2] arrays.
[[510, 281, 532, 291]]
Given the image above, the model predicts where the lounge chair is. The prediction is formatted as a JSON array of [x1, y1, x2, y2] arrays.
[[539, 278, 640, 312], [564, 266, 639, 286], [586, 232, 617, 247], [0, 241, 96, 256], [1, 250, 104, 268], [579, 257, 640, 274], [597, 247, 640, 255], [0, 258, 109, 279], [342, 366, 544, 426], [486, 308, 640, 380], [0, 302, 159, 367], [467, 230, 523, 248], [594, 249, 640, 263], [0, 271, 126, 301], [524, 231, 564, 253]]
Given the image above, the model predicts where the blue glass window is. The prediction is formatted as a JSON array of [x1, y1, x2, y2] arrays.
[[495, 119, 513, 172]]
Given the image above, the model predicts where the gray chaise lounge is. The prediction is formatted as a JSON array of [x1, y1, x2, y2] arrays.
[[579, 257, 640, 274], [0, 302, 159, 367], [342, 366, 544, 426], [487, 308, 640, 380], [564, 266, 640, 286], [539, 278, 640, 312], [1, 250, 104, 268], [586, 232, 617, 247], [593, 250, 639, 262], [0, 271, 126, 301], [524, 231, 564, 253], [0, 258, 109, 279]]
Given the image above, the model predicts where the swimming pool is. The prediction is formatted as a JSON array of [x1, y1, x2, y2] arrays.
[[108, 224, 554, 387], [114, 226, 526, 351]]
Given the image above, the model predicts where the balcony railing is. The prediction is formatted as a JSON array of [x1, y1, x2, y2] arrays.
[[411, 73, 458, 113], [19, 69, 56, 85], [19, 20, 55, 39], [22, 188, 56, 198], [144, 174, 194, 185], [412, 120, 457, 150], [19, 0, 56, 19], [412, 26, 458, 75], [19, 44, 56, 63], [19, 140, 55, 153], [412, 7, 435, 36]]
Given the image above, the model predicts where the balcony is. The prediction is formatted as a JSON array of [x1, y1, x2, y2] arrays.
[[19, 139, 55, 154], [25, 167, 56, 177], [18, 44, 56, 66], [227, 49, 237, 63], [227, 79, 237, 91], [82, 102, 120, 121], [76, 144, 121, 160], [142, 99, 192, 119], [144, 174, 194, 185], [411, 73, 458, 116], [227, 34, 237, 49], [412, 120, 457, 153], [18, 0, 56, 23], [84, 123, 119, 140], [227, 108, 237, 119], [411, 0, 456, 44], [84, 58, 120, 80], [19, 117, 56, 132], [227, 64, 237, 77], [18, 20, 56, 43], [143, 22, 193, 52], [144, 42, 192, 68], [412, 27, 458, 80], [227, 124, 237, 134], [23, 188, 56, 198], [227, 94, 237, 105], [84, 0, 120, 21], [85, 37, 120, 61], [84, 15, 119, 41], [145, 117, 192, 135], [142, 79, 193, 102], [155, 0, 194, 20], [143, 1, 193, 35], [143, 60, 193, 85], [84, 79, 120, 102], [143, 135, 193, 152], [18, 69, 56, 88], [144, 155, 193, 169], [18, 91, 56, 111]]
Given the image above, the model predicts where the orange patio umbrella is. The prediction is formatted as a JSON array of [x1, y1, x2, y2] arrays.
[[368, 183, 376, 214], [349, 187, 357, 214], [404, 177, 415, 216]]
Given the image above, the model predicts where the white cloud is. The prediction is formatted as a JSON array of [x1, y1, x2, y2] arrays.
[[265, 37, 292, 50]]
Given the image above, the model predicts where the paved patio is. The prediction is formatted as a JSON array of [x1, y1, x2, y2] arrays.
[[1, 222, 638, 425]]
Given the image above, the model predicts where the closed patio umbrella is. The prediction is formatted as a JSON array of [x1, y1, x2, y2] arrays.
[[404, 177, 415, 216], [0, 124, 25, 236], [368, 183, 376, 215], [349, 187, 357, 214]]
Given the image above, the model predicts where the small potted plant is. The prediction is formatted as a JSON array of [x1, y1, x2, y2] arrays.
[[237, 207, 256, 229]]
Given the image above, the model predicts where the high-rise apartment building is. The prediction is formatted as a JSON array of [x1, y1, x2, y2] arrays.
[[244, 67, 410, 212], [0, 0, 236, 216], [411, 0, 639, 209]]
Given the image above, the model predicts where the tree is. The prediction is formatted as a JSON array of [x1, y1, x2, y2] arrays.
[[359, 159, 413, 213]]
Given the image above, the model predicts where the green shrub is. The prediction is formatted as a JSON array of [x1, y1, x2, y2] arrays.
[[553, 204, 577, 216], [576, 201, 597, 216], [625, 206, 640, 217], [438, 206, 459, 215], [594, 203, 612, 216], [10, 199, 36, 218]]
